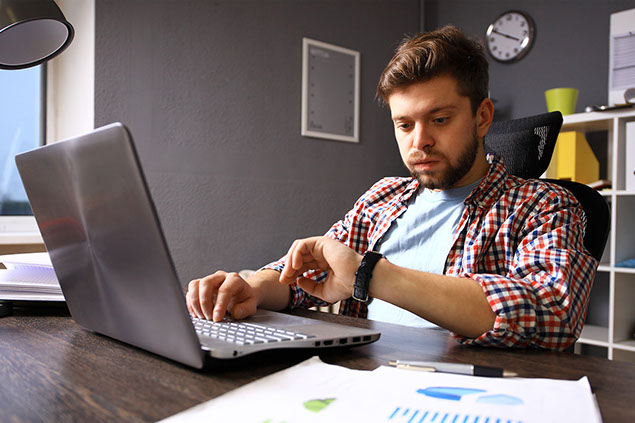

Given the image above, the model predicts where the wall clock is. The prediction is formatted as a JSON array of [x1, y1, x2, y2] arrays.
[[486, 10, 535, 63]]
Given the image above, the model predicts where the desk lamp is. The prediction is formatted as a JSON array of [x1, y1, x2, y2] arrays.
[[0, 0, 74, 70], [0, 0, 73, 317]]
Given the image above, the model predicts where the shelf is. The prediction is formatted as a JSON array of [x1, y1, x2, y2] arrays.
[[613, 340, 635, 352], [613, 267, 635, 274], [565, 109, 635, 362], [0, 232, 44, 245], [562, 108, 635, 132], [578, 324, 609, 345], [562, 116, 612, 132]]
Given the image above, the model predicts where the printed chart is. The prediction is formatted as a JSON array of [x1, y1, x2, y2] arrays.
[[388, 406, 523, 423], [387, 385, 525, 422]]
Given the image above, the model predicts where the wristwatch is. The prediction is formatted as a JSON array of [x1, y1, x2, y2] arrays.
[[353, 251, 383, 303]]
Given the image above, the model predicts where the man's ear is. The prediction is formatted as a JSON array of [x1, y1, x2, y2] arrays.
[[476, 98, 494, 139]]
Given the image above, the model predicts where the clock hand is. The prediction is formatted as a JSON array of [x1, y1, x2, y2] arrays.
[[492, 30, 520, 42]]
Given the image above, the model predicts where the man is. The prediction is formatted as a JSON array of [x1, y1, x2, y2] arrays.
[[187, 26, 597, 350]]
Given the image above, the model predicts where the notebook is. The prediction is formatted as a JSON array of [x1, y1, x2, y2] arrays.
[[15, 122, 380, 369]]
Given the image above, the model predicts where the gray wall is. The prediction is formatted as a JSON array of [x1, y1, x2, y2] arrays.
[[94, 0, 419, 284], [95, 0, 635, 285], [424, 0, 635, 120]]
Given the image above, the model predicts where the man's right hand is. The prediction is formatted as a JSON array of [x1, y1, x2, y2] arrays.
[[186, 271, 258, 322]]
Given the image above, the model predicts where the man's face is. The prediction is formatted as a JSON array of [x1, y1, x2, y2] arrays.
[[388, 75, 492, 190]]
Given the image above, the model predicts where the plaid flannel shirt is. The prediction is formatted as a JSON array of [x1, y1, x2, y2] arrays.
[[263, 155, 598, 350]]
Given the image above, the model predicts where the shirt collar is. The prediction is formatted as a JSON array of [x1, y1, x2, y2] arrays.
[[465, 154, 509, 209]]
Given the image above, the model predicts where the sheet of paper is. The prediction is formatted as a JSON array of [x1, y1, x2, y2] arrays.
[[0, 252, 52, 267], [160, 356, 602, 423], [329, 365, 602, 423], [0, 252, 63, 301], [159, 356, 367, 423], [0, 265, 58, 285]]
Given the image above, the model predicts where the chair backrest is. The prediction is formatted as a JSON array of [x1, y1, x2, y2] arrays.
[[543, 179, 610, 262], [485, 111, 563, 179], [484, 111, 610, 262]]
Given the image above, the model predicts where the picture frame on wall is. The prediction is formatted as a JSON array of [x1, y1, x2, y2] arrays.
[[301, 38, 360, 143]]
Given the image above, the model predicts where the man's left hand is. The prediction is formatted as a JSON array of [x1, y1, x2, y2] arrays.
[[279, 236, 362, 303]]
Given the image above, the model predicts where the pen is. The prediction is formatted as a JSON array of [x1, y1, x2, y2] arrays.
[[389, 360, 518, 378]]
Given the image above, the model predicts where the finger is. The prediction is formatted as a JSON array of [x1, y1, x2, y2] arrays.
[[213, 276, 239, 322], [186, 279, 203, 318], [280, 249, 299, 281], [297, 277, 329, 302], [291, 241, 310, 271], [198, 272, 227, 320], [279, 260, 323, 284], [213, 273, 253, 322], [186, 291, 194, 316], [230, 296, 258, 320], [296, 277, 318, 296], [292, 239, 323, 270], [285, 238, 315, 272], [282, 241, 302, 277], [281, 238, 328, 283], [222, 273, 258, 320], [300, 252, 319, 268]]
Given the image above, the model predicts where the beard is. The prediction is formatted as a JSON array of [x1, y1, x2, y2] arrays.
[[406, 128, 480, 190]]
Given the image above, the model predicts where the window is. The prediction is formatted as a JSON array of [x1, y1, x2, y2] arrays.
[[0, 65, 45, 216]]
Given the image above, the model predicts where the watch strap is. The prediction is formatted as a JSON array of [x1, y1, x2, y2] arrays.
[[353, 251, 383, 303]]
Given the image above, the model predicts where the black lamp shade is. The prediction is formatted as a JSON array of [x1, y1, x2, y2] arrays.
[[0, 0, 74, 70]]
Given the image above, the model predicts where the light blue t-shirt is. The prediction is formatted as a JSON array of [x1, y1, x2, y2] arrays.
[[367, 179, 481, 328]]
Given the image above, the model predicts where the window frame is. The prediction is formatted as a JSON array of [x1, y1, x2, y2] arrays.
[[1, 0, 96, 247], [0, 64, 46, 240]]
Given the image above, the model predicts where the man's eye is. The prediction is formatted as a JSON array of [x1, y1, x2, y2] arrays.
[[397, 123, 412, 130], [434, 117, 448, 124]]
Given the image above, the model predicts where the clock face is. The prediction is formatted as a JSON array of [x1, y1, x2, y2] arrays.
[[486, 11, 535, 63]]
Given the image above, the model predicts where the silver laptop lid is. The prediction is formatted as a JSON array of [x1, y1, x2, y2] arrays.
[[16, 123, 205, 368]]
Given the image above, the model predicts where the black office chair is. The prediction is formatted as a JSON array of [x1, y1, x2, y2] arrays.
[[484, 111, 610, 262]]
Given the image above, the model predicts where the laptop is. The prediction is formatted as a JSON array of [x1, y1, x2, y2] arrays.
[[15, 122, 380, 369]]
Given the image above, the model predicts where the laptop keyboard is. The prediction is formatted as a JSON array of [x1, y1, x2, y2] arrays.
[[191, 316, 315, 345]]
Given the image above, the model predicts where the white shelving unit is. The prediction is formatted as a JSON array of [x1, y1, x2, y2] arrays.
[[562, 109, 635, 363]]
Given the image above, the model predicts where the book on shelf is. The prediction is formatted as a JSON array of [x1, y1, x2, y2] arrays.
[[0, 252, 64, 301], [616, 258, 635, 268]]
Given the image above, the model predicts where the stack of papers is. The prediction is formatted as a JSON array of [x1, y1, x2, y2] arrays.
[[160, 356, 602, 423], [0, 252, 63, 301]]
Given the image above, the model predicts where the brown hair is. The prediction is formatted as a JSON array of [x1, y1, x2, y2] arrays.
[[377, 25, 489, 114]]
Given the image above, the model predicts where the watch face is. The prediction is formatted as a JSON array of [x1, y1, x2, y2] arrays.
[[486, 11, 535, 63]]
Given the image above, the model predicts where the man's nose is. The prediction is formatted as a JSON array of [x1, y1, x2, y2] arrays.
[[412, 125, 434, 151]]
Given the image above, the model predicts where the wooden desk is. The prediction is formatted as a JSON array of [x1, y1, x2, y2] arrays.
[[1, 305, 634, 423]]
